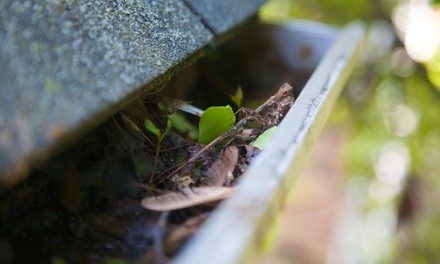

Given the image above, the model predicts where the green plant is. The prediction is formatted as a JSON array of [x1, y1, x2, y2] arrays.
[[168, 113, 198, 140], [230, 86, 243, 108], [251, 126, 277, 149], [198, 105, 236, 145], [144, 117, 172, 184]]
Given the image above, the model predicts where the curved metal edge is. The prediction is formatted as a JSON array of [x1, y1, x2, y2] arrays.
[[174, 21, 365, 264]]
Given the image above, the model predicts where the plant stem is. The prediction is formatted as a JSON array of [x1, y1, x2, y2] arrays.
[[150, 141, 161, 184], [160, 125, 239, 184], [160, 83, 293, 182]]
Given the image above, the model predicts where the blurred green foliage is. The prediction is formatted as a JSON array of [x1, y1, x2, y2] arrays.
[[261, 0, 440, 262], [260, 0, 396, 24], [426, 50, 440, 90]]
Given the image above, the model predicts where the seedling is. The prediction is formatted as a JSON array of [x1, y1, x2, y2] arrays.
[[161, 83, 294, 183], [230, 86, 243, 108], [168, 113, 198, 140], [251, 126, 277, 149], [198, 105, 236, 145], [157, 95, 238, 145], [145, 117, 173, 184]]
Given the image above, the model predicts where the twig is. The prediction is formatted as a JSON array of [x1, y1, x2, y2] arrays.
[[159, 107, 254, 182], [176, 104, 204, 117], [150, 141, 161, 184], [159, 143, 194, 153], [120, 113, 155, 147], [160, 83, 294, 181], [112, 117, 142, 183], [155, 157, 210, 185]]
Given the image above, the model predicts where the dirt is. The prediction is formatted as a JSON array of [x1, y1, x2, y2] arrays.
[[0, 82, 294, 263]]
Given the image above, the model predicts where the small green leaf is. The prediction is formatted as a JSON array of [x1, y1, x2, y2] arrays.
[[199, 105, 236, 145], [51, 257, 69, 264], [230, 86, 243, 108], [251, 126, 277, 149], [168, 113, 198, 140], [160, 118, 173, 141], [144, 118, 161, 138], [104, 257, 129, 264]]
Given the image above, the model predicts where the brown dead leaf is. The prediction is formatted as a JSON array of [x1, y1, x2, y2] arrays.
[[120, 113, 152, 144], [203, 146, 239, 186], [257, 82, 294, 129], [140, 186, 233, 211]]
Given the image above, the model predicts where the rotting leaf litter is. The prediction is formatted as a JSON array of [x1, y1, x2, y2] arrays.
[[0, 82, 294, 263]]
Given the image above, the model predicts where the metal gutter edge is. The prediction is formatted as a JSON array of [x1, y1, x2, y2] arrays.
[[174, 21, 365, 264]]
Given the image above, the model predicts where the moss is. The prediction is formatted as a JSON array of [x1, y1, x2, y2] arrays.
[[44, 77, 61, 93]]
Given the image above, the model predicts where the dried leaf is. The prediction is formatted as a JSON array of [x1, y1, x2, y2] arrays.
[[120, 114, 151, 143], [257, 83, 294, 128], [204, 146, 239, 186], [140, 186, 233, 211]]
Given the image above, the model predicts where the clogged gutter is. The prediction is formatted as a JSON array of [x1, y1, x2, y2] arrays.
[[0, 82, 294, 263]]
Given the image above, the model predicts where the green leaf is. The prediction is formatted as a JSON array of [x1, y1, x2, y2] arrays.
[[104, 257, 129, 264], [199, 105, 236, 145], [168, 113, 199, 140], [144, 118, 161, 138], [160, 118, 173, 141], [230, 86, 243, 108], [251, 126, 277, 149], [51, 257, 69, 264]]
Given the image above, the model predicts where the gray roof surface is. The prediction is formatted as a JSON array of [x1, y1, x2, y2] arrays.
[[185, 0, 266, 34], [0, 0, 265, 186]]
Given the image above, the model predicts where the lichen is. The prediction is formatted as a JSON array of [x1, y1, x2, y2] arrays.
[[0, 0, 214, 182]]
